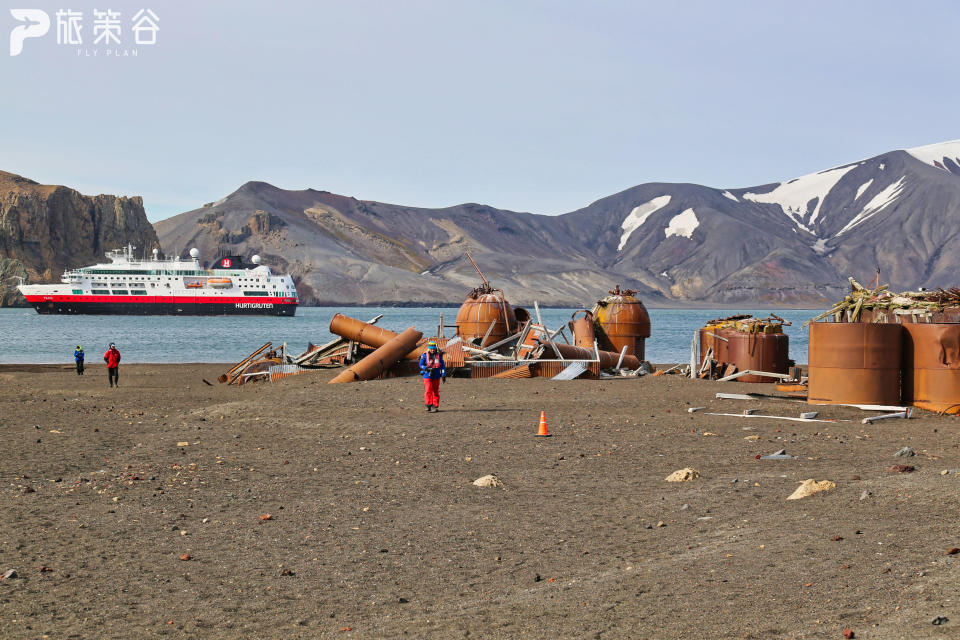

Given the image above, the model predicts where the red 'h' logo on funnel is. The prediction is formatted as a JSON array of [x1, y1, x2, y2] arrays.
[[222, 258, 231, 268]]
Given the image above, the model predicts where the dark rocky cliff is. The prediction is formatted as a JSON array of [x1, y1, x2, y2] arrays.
[[0, 171, 160, 306]]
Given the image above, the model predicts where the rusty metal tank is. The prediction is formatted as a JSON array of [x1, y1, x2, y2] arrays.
[[455, 286, 517, 348], [591, 286, 651, 360], [902, 323, 960, 413], [698, 315, 790, 383], [568, 310, 596, 349], [807, 322, 902, 405]]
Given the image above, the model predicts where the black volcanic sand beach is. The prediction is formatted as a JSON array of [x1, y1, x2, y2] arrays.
[[1, 364, 959, 639]]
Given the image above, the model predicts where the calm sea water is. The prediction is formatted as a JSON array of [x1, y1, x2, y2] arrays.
[[0, 307, 822, 364]]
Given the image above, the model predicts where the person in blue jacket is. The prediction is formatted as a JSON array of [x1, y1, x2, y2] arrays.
[[74, 344, 85, 375], [418, 340, 446, 412]]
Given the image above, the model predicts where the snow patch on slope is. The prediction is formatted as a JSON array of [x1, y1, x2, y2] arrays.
[[854, 179, 873, 200], [664, 209, 699, 239], [836, 177, 906, 236], [905, 140, 960, 170], [742, 164, 858, 230], [618, 195, 671, 250], [721, 190, 739, 202]]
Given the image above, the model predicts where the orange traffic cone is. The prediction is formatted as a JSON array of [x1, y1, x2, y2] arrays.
[[535, 411, 551, 437]]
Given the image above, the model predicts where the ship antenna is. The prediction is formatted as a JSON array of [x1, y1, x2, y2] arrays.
[[465, 252, 490, 289]]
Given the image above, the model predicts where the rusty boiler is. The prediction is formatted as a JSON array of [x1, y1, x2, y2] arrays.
[[456, 288, 516, 347], [455, 253, 517, 348], [807, 322, 902, 406], [591, 286, 651, 360], [902, 323, 960, 413]]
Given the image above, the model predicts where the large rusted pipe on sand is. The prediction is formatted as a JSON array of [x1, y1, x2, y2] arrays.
[[329, 327, 424, 384], [568, 310, 596, 349], [547, 341, 640, 370]]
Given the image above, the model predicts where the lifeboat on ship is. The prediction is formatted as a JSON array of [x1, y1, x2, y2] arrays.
[[208, 277, 232, 288], [185, 281, 204, 289]]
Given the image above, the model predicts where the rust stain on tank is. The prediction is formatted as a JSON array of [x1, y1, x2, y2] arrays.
[[591, 285, 651, 360], [902, 323, 960, 413], [807, 322, 902, 406]]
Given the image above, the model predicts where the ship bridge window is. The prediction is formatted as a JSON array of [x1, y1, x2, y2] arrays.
[[91, 289, 109, 295], [111, 290, 128, 295], [130, 290, 147, 296], [72, 289, 83, 295]]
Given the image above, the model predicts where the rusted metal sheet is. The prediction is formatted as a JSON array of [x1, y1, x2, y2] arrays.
[[902, 323, 960, 413], [329, 327, 423, 384], [269, 364, 315, 382], [591, 285, 651, 360], [568, 310, 596, 349], [807, 322, 902, 406], [550, 342, 640, 370], [533, 360, 600, 379], [470, 361, 522, 378], [491, 363, 533, 379]]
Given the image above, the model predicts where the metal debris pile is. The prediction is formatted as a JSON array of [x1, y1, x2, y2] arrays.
[[217, 306, 653, 386], [806, 277, 960, 324]]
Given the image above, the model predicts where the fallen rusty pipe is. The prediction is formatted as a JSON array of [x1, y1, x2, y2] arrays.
[[568, 310, 596, 349], [547, 341, 640, 370], [330, 313, 436, 360], [330, 313, 400, 348], [329, 327, 424, 384]]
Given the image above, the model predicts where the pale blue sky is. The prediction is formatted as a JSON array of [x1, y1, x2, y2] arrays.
[[2, 0, 957, 222]]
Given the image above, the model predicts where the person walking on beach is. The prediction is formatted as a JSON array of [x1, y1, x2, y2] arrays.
[[103, 343, 121, 388], [418, 340, 446, 412], [74, 344, 85, 375]]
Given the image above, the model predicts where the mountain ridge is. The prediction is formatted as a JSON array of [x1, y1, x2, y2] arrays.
[[154, 139, 960, 308]]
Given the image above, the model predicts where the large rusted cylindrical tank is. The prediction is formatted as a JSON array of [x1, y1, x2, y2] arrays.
[[591, 286, 651, 360], [456, 290, 516, 348], [568, 310, 596, 349], [902, 323, 960, 413], [807, 323, 902, 405], [329, 327, 423, 384], [549, 342, 641, 370], [726, 331, 789, 383]]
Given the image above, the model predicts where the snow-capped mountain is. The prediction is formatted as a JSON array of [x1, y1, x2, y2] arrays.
[[148, 140, 960, 307], [558, 140, 960, 304]]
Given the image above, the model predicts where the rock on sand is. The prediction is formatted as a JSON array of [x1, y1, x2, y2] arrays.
[[473, 475, 504, 488], [665, 468, 700, 482], [787, 479, 836, 500]]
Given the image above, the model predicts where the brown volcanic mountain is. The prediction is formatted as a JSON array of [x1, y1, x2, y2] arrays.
[[154, 140, 960, 307], [0, 171, 159, 306], [153, 182, 663, 307]]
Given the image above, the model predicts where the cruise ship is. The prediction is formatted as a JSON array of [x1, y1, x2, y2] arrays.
[[18, 246, 298, 316]]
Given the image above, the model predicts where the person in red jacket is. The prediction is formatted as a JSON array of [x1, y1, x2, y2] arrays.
[[103, 343, 121, 388]]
